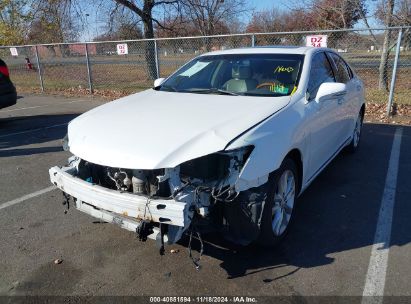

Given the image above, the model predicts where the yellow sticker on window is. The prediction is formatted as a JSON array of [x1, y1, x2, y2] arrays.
[[274, 66, 294, 73]]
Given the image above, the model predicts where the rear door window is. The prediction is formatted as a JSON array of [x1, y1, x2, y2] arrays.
[[327, 53, 351, 83]]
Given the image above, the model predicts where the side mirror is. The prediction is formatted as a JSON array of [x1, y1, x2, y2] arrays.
[[154, 78, 165, 87], [315, 82, 347, 103]]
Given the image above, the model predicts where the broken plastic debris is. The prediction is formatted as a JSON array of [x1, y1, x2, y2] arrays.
[[54, 259, 63, 264]]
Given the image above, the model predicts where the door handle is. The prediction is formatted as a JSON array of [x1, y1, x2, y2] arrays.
[[337, 98, 343, 105]]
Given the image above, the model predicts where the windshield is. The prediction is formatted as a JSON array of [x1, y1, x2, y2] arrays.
[[158, 53, 304, 97]]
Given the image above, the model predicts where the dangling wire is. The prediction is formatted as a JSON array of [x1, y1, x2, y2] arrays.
[[188, 229, 204, 271], [211, 185, 239, 202], [224, 190, 240, 202]]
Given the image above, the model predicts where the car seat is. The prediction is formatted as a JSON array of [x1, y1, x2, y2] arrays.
[[273, 65, 296, 86], [224, 65, 257, 93]]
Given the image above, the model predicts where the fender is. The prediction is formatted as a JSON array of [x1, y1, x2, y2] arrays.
[[227, 94, 309, 192]]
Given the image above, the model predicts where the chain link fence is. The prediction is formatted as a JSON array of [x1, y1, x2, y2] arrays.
[[1, 26, 410, 112]]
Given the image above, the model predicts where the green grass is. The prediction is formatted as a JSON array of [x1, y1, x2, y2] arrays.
[[10, 61, 411, 104], [366, 89, 411, 105]]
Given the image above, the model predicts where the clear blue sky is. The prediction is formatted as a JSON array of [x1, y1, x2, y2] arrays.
[[253, 0, 289, 11]]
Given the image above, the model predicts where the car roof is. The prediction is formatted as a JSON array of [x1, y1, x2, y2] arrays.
[[201, 46, 325, 56]]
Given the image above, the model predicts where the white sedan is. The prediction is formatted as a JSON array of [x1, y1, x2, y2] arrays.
[[50, 46, 365, 249]]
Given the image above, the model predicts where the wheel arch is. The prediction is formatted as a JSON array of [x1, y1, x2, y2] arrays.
[[284, 148, 303, 195]]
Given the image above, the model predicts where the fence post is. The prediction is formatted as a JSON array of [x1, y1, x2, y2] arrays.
[[85, 43, 93, 94], [34, 45, 44, 92], [251, 34, 255, 47], [387, 28, 403, 116], [154, 39, 160, 79]]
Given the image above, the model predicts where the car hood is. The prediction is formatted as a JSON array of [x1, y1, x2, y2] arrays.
[[68, 89, 290, 169]]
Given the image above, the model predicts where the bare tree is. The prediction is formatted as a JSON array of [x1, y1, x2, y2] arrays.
[[309, 0, 365, 29], [96, 22, 143, 41], [394, 0, 411, 25], [357, 1, 380, 50], [181, 0, 249, 50], [181, 0, 248, 36], [246, 9, 282, 33], [391, 0, 411, 50], [287, 0, 365, 29], [378, 0, 395, 91], [96, 7, 144, 41], [0, 0, 33, 45], [109, 0, 180, 79], [27, 0, 80, 44], [246, 8, 314, 33]]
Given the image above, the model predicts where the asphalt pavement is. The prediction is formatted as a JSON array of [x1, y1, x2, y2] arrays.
[[0, 95, 410, 299]]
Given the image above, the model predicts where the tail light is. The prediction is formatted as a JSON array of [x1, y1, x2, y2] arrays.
[[0, 65, 10, 77]]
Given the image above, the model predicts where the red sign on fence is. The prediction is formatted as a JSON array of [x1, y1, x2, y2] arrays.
[[116, 44, 128, 55], [306, 35, 328, 48], [10, 47, 18, 56]]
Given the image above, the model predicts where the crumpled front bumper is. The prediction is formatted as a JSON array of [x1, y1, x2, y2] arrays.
[[49, 166, 190, 233]]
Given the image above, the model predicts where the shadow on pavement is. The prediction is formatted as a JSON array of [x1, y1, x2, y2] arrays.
[[180, 123, 411, 279], [0, 146, 63, 157], [2, 116, 409, 281], [0, 114, 77, 156]]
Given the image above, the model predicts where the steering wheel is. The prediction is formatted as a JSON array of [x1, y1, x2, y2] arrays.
[[256, 81, 281, 90]]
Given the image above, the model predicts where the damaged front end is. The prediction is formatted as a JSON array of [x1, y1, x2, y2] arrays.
[[49, 146, 260, 249]]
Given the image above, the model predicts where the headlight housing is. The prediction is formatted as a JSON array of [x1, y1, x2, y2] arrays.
[[179, 146, 254, 181], [62, 133, 69, 151]]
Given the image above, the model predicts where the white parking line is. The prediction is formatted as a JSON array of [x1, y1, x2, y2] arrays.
[[362, 127, 403, 301], [0, 123, 67, 139], [0, 99, 90, 113], [0, 186, 56, 211], [1, 105, 45, 112]]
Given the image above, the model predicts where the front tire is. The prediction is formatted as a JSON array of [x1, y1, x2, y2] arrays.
[[258, 158, 299, 247]]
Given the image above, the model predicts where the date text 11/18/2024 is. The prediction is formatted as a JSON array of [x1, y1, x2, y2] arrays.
[[149, 296, 258, 303]]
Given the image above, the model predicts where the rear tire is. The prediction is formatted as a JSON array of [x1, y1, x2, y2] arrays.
[[258, 158, 299, 247]]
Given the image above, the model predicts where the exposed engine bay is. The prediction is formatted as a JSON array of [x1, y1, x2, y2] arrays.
[[71, 147, 250, 205], [54, 146, 266, 262]]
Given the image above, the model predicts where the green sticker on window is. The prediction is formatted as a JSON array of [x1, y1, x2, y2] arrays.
[[272, 84, 289, 94]]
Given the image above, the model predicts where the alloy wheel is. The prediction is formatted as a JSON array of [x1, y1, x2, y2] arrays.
[[353, 114, 362, 148], [272, 169, 296, 236]]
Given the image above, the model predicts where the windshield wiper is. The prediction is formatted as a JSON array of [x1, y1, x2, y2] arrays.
[[242, 92, 284, 97], [182, 88, 241, 96], [215, 89, 241, 96]]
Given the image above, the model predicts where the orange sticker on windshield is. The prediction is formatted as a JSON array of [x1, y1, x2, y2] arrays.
[[274, 66, 294, 73]]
